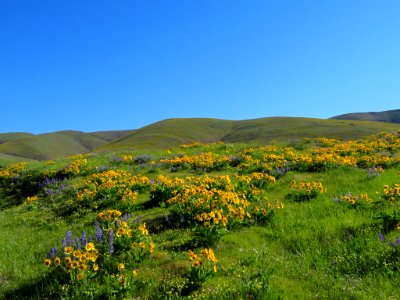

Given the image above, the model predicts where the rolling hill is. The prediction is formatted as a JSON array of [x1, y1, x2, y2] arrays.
[[95, 117, 400, 152], [1, 116, 400, 161], [0, 132, 34, 144], [95, 118, 236, 152], [88, 130, 134, 142], [0, 131, 108, 161], [331, 109, 400, 124]]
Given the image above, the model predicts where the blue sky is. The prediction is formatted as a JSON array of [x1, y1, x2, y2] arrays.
[[1, 0, 399, 134]]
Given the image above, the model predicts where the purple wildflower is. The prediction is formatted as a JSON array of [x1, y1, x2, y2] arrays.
[[75, 237, 81, 250], [378, 232, 385, 242], [95, 222, 103, 242], [123, 214, 131, 222], [66, 230, 73, 246], [47, 247, 58, 259], [108, 229, 114, 254], [396, 237, 400, 245], [80, 231, 88, 246]]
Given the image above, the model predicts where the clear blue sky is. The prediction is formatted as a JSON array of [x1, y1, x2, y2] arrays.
[[1, 0, 399, 134]]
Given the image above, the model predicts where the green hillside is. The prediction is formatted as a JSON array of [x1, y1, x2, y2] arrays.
[[2, 116, 400, 160], [96, 117, 400, 152], [0, 132, 34, 144], [95, 118, 235, 152], [0, 131, 108, 160], [0, 153, 35, 167], [88, 130, 134, 142], [331, 109, 400, 124]]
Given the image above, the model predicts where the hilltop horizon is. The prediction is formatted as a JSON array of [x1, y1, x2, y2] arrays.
[[1, 108, 399, 135]]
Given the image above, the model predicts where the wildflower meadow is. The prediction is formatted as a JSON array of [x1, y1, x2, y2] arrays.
[[1, 131, 400, 298]]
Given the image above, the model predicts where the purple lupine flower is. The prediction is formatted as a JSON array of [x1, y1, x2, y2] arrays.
[[108, 229, 114, 254], [333, 196, 339, 203], [62, 238, 67, 249], [123, 214, 131, 222], [95, 222, 103, 242], [46, 188, 54, 196], [75, 237, 82, 250], [378, 232, 385, 242], [66, 230, 73, 246], [80, 231, 88, 246], [47, 247, 58, 259], [134, 215, 143, 224], [396, 237, 400, 245]]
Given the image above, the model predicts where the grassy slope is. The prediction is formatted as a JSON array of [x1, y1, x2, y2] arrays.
[[0, 131, 108, 160], [224, 117, 400, 143], [0, 153, 35, 167], [97, 117, 400, 152], [2, 117, 400, 160], [88, 130, 134, 142], [0, 133, 34, 144], [95, 118, 236, 152], [331, 109, 400, 123]]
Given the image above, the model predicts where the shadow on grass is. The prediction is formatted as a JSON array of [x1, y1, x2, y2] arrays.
[[1, 269, 66, 300]]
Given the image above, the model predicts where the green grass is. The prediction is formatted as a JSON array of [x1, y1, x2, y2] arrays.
[[0, 207, 90, 297], [0, 153, 35, 167], [1, 133, 400, 299]]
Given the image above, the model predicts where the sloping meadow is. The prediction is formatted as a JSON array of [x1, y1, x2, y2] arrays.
[[1, 132, 400, 299]]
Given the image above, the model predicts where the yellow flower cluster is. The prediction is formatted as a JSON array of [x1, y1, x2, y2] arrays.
[[180, 142, 203, 149], [338, 193, 372, 206], [25, 195, 39, 204], [0, 162, 27, 179], [45, 242, 99, 281], [289, 181, 326, 194], [76, 170, 150, 204], [62, 159, 87, 176], [44, 160, 55, 166], [98, 209, 122, 221], [384, 184, 400, 203], [116, 220, 133, 237], [160, 152, 231, 170], [232, 132, 400, 172], [121, 154, 134, 162], [166, 174, 280, 231], [188, 248, 218, 271], [236, 172, 276, 186]]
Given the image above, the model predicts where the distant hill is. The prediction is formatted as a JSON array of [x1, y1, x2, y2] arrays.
[[0, 131, 108, 161], [331, 109, 400, 124], [95, 118, 235, 152], [88, 130, 134, 142], [0, 132, 34, 144], [95, 117, 400, 152], [2, 116, 400, 161]]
